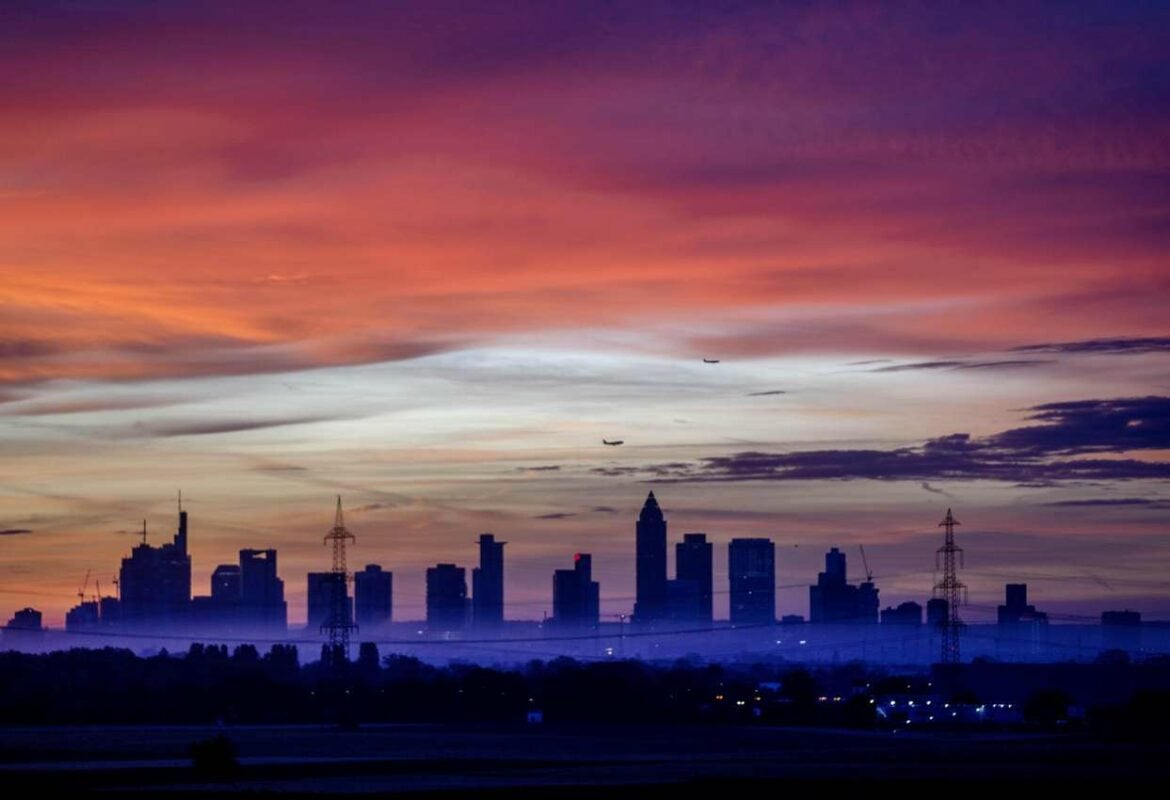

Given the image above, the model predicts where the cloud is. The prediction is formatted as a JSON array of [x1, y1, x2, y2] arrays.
[[872, 359, 1050, 373], [0, 528, 32, 536], [0, 395, 184, 416], [134, 415, 338, 438], [745, 390, 787, 396], [590, 506, 618, 513], [520, 465, 562, 472], [251, 462, 309, 473], [1013, 337, 1170, 356], [920, 482, 953, 498], [604, 397, 1170, 485], [1043, 498, 1169, 508], [534, 512, 575, 520], [352, 502, 394, 513]]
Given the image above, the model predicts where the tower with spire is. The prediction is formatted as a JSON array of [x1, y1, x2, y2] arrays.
[[634, 491, 668, 624]]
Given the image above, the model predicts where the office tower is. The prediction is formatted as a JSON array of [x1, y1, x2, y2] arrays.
[[307, 571, 351, 631], [728, 538, 775, 624], [634, 491, 667, 624], [426, 563, 468, 631], [118, 507, 192, 627], [926, 597, 948, 628], [880, 601, 923, 625], [471, 533, 505, 628], [997, 583, 1047, 626], [551, 553, 600, 629], [211, 564, 241, 602], [676, 533, 713, 623], [1101, 610, 1142, 652], [809, 547, 879, 623], [239, 548, 287, 630], [354, 564, 393, 629]]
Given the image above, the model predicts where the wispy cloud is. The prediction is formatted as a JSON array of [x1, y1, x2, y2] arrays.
[[0, 528, 33, 536], [534, 512, 575, 520], [745, 390, 787, 396], [1043, 498, 1169, 508], [602, 397, 1170, 485], [1013, 337, 1170, 356], [133, 415, 338, 438], [872, 359, 1050, 373]]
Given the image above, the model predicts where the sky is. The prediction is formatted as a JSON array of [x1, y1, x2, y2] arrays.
[[1, 1, 1168, 627]]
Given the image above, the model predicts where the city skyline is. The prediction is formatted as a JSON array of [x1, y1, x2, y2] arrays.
[[5, 492, 1156, 631], [2, 2, 1169, 626]]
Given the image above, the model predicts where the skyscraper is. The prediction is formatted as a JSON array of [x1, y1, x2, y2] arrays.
[[471, 533, 505, 628], [634, 491, 667, 624], [809, 547, 879, 623], [118, 507, 192, 628], [354, 564, 393, 629], [307, 571, 350, 631], [728, 538, 775, 624], [675, 533, 713, 623], [239, 548, 286, 630], [426, 563, 467, 631], [551, 553, 600, 629]]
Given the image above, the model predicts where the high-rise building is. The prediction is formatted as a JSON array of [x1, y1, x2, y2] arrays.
[[471, 533, 505, 628], [551, 553, 600, 629], [307, 571, 351, 631], [676, 533, 713, 623], [997, 583, 1047, 626], [926, 597, 948, 628], [728, 538, 775, 624], [809, 547, 879, 623], [211, 564, 241, 602], [426, 563, 467, 631], [355, 564, 393, 629], [239, 549, 286, 630], [118, 507, 192, 628], [880, 601, 923, 625], [634, 491, 667, 624]]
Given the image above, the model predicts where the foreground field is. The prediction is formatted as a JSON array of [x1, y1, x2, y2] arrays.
[[0, 722, 1166, 794]]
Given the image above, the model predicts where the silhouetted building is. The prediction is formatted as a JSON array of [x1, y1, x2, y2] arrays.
[[211, 564, 241, 601], [65, 600, 100, 631], [118, 507, 192, 628], [809, 547, 878, 624], [881, 601, 923, 626], [472, 533, 505, 628], [551, 553, 600, 629], [307, 572, 351, 631], [5, 607, 42, 630], [426, 563, 467, 631], [1102, 609, 1142, 652], [2, 607, 44, 648], [926, 597, 949, 628], [634, 491, 668, 624], [997, 583, 1047, 626], [676, 533, 713, 623], [729, 538, 775, 624], [354, 564, 393, 629], [239, 549, 286, 630]]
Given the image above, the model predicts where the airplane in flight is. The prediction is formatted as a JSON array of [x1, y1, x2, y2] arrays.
[[703, 358, 720, 363], [602, 439, 624, 446]]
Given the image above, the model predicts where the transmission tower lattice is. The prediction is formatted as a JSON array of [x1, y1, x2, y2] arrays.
[[933, 508, 966, 664], [322, 496, 357, 661]]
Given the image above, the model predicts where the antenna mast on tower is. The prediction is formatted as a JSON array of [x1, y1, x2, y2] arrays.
[[933, 508, 966, 664], [322, 496, 357, 663]]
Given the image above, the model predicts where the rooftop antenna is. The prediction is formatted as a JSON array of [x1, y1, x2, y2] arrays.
[[178, 489, 182, 512], [141, 520, 147, 545]]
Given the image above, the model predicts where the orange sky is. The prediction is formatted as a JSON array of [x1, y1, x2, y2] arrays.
[[2, 2, 1168, 626]]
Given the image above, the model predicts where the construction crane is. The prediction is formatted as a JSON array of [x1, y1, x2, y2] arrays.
[[858, 545, 874, 582], [77, 569, 91, 602]]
